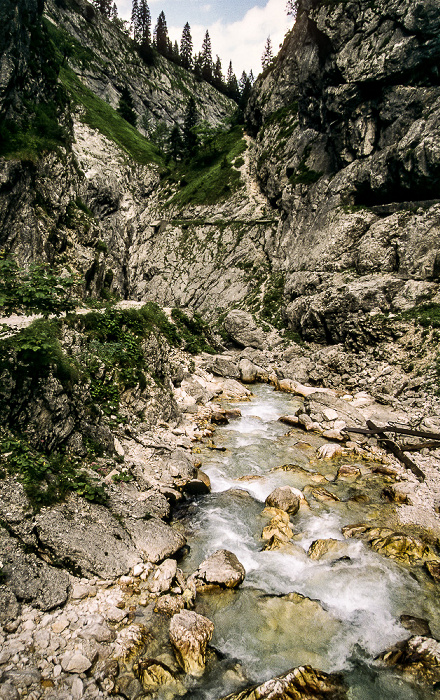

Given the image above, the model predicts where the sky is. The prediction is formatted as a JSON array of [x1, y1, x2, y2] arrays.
[[116, 0, 293, 78]]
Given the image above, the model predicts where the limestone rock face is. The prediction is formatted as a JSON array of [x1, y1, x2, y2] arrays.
[[218, 665, 348, 699], [169, 610, 214, 677], [32, 494, 186, 577], [246, 0, 440, 344], [0, 527, 70, 611], [189, 549, 246, 591]]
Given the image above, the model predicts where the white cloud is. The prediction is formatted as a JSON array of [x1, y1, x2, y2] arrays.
[[169, 0, 292, 77]]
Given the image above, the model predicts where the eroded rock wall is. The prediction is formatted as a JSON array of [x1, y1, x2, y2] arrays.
[[246, 0, 440, 343]]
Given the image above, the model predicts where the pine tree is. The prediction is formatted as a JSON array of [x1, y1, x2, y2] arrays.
[[193, 52, 203, 80], [117, 86, 137, 126], [201, 30, 212, 82], [238, 71, 252, 112], [110, 2, 118, 20], [286, 0, 298, 16], [183, 96, 198, 156], [213, 55, 224, 91], [138, 0, 151, 45], [169, 124, 183, 161], [154, 11, 169, 56], [93, 0, 112, 17], [249, 69, 255, 85], [180, 23, 193, 70], [226, 61, 239, 101], [261, 36, 273, 70], [131, 0, 140, 41]]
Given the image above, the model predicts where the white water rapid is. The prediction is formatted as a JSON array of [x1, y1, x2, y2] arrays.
[[176, 385, 439, 700]]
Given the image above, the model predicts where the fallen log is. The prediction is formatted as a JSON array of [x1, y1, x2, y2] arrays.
[[400, 441, 440, 452], [345, 425, 440, 440], [366, 420, 425, 481]]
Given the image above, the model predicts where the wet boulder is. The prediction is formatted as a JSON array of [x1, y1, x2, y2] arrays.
[[134, 658, 185, 694], [218, 665, 347, 699], [188, 549, 246, 591], [261, 505, 295, 546], [342, 525, 439, 564], [307, 539, 352, 562], [400, 615, 432, 637], [169, 609, 214, 677], [317, 444, 343, 460], [184, 469, 211, 496], [336, 465, 361, 480], [425, 560, 440, 583], [265, 486, 301, 515], [377, 635, 440, 684]]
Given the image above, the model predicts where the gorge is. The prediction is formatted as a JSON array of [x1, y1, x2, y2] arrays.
[[0, 0, 440, 697]]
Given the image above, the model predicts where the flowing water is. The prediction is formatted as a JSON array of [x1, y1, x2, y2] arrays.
[[174, 385, 440, 699]]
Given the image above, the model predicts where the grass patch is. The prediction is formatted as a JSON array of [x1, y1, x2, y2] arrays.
[[60, 67, 163, 166], [167, 126, 247, 206], [401, 303, 440, 328]]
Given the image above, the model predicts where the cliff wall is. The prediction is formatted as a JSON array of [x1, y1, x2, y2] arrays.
[[246, 0, 440, 344]]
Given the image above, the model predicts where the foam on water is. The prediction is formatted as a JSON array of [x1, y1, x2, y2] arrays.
[[179, 384, 438, 698]]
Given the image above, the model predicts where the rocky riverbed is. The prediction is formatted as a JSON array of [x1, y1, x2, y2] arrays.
[[1, 306, 440, 699]]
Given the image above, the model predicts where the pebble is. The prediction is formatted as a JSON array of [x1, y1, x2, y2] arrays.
[[61, 651, 92, 673]]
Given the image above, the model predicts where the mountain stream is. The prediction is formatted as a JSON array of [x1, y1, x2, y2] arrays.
[[173, 384, 440, 699]]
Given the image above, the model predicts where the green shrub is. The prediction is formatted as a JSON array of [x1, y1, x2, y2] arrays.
[[0, 253, 78, 317], [0, 319, 79, 389], [170, 308, 217, 354], [0, 428, 106, 508]]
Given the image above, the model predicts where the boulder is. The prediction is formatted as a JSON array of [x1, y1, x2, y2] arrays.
[[122, 517, 187, 564], [307, 539, 351, 562], [189, 549, 246, 591], [262, 519, 294, 543], [147, 558, 177, 594], [342, 525, 438, 564], [400, 615, 432, 637], [217, 378, 253, 400], [310, 488, 340, 503], [336, 465, 361, 480], [184, 470, 211, 496], [169, 610, 214, 677], [316, 444, 343, 459], [0, 528, 70, 610], [134, 658, 184, 693], [425, 560, 440, 583], [218, 665, 347, 699], [239, 358, 268, 384], [0, 586, 21, 626], [205, 355, 241, 379], [377, 635, 440, 684], [265, 486, 300, 515], [224, 310, 266, 350]]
